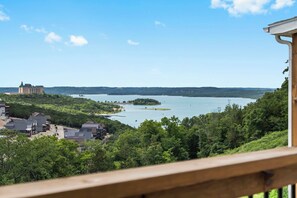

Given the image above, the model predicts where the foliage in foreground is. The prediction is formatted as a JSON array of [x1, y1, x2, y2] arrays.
[[0, 129, 113, 185]]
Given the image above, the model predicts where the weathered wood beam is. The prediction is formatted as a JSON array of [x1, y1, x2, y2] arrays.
[[1, 148, 297, 198], [291, 33, 297, 198], [293, 33, 297, 147], [147, 164, 297, 198]]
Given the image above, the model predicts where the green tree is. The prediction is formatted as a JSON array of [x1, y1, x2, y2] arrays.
[[81, 140, 113, 173]]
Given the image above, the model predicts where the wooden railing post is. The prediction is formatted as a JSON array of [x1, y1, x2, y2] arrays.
[[292, 33, 297, 146], [292, 33, 297, 198]]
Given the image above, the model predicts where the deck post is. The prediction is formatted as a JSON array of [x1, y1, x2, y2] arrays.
[[292, 33, 297, 198], [293, 33, 297, 147]]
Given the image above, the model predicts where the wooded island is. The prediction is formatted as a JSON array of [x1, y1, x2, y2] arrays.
[[128, 98, 161, 105]]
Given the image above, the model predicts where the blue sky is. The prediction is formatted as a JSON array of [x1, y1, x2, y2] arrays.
[[0, 0, 296, 88]]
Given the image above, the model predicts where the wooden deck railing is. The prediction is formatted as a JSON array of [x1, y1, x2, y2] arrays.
[[1, 147, 297, 198]]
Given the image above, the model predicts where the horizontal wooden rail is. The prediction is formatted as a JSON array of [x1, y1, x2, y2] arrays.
[[1, 147, 297, 198]]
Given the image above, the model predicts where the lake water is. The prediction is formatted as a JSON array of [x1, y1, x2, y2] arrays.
[[72, 95, 255, 128]]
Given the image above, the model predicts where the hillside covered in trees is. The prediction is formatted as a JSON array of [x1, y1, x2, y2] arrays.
[[0, 79, 288, 185], [0, 94, 130, 133]]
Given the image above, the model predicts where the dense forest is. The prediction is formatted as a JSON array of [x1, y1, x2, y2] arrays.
[[0, 79, 287, 185], [0, 86, 273, 99], [0, 94, 121, 115]]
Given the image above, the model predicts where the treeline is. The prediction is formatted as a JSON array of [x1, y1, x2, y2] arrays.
[[0, 87, 274, 99], [46, 87, 273, 99], [0, 94, 121, 115]]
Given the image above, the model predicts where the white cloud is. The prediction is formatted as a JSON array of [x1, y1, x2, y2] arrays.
[[20, 24, 60, 46], [69, 35, 88, 46], [210, 0, 295, 16], [20, 24, 33, 32], [211, 0, 229, 8], [45, 32, 62, 43], [0, 11, 9, 21], [127, 39, 140, 46], [229, 0, 270, 15], [20, 25, 48, 34], [0, 7, 9, 21], [271, 0, 295, 9], [155, 20, 166, 27]]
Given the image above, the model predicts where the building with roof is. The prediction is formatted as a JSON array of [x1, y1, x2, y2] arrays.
[[0, 103, 9, 120], [28, 112, 50, 132], [5, 118, 37, 136], [264, 17, 297, 37], [64, 128, 93, 143], [19, 82, 44, 94], [80, 121, 106, 139], [64, 121, 106, 143]]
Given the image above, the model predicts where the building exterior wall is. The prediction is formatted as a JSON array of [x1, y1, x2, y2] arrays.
[[0, 106, 5, 119], [5, 118, 37, 136], [19, 83, 44, 94], [28, 114, 48, 132]]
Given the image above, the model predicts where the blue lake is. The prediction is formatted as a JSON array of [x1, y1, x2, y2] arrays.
[[72, 95, 256, 128]]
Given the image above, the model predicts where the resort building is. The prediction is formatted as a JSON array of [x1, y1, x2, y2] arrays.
[[18, 82, 44, 94]]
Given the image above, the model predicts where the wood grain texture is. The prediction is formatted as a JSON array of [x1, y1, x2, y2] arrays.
[[147, 164, 297, 198], [293, 33, 297, 147], [1, 147, 297, 198], [292, 33, 297, 198]]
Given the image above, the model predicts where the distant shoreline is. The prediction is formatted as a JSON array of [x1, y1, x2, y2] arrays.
[[0, 87, 274, 99]]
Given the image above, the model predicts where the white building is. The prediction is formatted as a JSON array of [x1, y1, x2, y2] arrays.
[[0, 103, 9, 120]]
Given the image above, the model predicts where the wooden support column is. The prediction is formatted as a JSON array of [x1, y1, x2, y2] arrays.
[[293, 33, 297, 147], [292, 33, 297, 198]]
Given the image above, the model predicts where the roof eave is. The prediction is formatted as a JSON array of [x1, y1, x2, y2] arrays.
[[264, 18, 297, 37]]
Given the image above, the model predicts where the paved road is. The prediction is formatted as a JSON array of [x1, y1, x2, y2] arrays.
[[31, 124, 65, 139]]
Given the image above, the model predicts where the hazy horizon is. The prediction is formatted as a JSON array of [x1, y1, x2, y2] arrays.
[[0, 85, 276, 89]]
